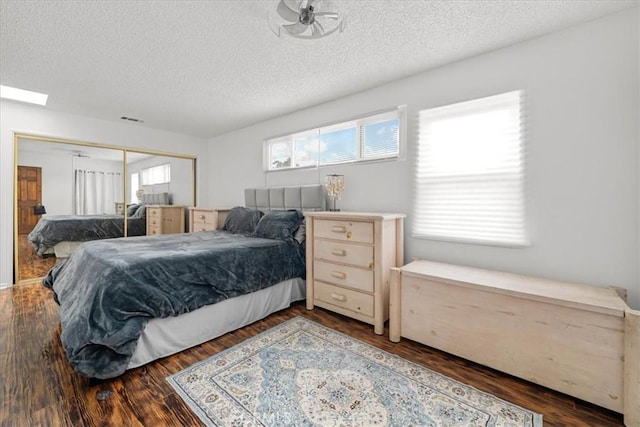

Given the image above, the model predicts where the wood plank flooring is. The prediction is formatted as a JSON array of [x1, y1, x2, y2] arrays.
[[17, 234, 57, 282], [1, 283, 624, 426]]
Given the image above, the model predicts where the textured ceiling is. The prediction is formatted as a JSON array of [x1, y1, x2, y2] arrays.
[[0, 0, 637, 139]]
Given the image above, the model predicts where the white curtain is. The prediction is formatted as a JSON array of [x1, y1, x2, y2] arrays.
[[74, 170, 123, 215]]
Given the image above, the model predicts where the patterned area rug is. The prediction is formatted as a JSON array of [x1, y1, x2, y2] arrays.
[[167, 317, 542, 426]]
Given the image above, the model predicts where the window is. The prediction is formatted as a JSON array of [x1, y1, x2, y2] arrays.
[[414, 91, 527, 246], [130, 172, 139, 204], [265, 109, 402, 171], [140, 163, 171, 186]]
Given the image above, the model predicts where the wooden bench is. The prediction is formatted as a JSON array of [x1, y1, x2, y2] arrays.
[[389, 260, 639, 426]]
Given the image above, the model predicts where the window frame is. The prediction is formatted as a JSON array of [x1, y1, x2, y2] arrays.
[[263, 108, 405, 172], [413, 91, 528, 248], [140, 163, 171, 186]]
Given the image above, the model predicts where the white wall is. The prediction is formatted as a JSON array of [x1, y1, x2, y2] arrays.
[[209, 10, 640, 308], [128, 156, 193, 206], [18, 150, 73, 215], [0, 102, 208, 286], [19, 149, 123, 215]]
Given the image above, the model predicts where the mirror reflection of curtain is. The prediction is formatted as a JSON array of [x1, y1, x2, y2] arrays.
[[74, 170, 123, 215]]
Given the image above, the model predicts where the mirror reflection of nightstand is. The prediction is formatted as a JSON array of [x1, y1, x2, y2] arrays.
[[188, 207, 232, 232]]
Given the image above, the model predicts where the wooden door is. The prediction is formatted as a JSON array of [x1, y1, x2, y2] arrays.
[[17, 166, 42, 235]]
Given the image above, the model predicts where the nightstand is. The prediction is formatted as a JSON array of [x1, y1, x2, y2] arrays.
[[146, 205, 185, 235], [305, 211, 405, 335], [188, 207, 231, 232]]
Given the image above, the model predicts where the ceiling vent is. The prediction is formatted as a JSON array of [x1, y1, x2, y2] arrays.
[[120, 116, 144, 123]]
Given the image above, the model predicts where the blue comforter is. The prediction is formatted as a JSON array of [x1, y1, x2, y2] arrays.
[[29, 214, 146, 255], [43, 231, 305, 379]]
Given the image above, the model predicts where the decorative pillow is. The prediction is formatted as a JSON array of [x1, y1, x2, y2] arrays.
[[133, 204, 147, 218], [222, 207, 264, 234], [253, 209, 304, 241], [293, 221, 306, 245], [126, 204, 139, 216]]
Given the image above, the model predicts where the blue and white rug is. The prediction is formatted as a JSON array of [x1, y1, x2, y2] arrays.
[[167, 317, 542, 426]]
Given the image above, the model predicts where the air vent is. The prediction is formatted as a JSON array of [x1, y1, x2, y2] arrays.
[[120, 116, 144, 123]]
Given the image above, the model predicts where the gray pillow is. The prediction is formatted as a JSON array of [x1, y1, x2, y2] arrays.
[[293, 221, 306, 245], [126, 204, 139, 216], [222, 207, 264, 234], [133, 204, 147, 218], [253, 209, 304, 242]]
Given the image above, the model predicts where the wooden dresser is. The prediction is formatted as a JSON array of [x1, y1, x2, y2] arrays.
[[146, 205, 185, 235], [188, 207, 231, 232], [305, 211, 405, 335]]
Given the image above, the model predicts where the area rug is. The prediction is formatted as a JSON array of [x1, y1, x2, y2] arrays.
[[167, 317, 542, 426]]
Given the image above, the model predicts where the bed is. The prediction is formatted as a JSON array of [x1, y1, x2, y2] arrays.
[[28, 193, 170, 257], [42, 184, 325, 379]]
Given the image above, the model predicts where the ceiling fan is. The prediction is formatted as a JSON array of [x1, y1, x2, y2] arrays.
[[269, 0, 345, 39]]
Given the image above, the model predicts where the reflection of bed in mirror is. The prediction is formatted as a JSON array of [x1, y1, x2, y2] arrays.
[[43, 185, 325, 379], [28, 193, 171, 258]]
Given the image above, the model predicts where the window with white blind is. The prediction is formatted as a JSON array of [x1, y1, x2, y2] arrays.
[[264, 109, 402, 171], [130, 172, 139, 204], [414, 90, 527, 247], [140, 163, 171, 186]]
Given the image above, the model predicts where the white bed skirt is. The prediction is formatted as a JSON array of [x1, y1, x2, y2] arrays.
[[53, 241, 83, 258], [128, 277, 306, 369]]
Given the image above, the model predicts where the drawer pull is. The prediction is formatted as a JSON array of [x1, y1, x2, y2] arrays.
[[199, 215, 206, 219], [330, 293, 346, 302], [331, 249, 346, 256], [200, 228, 207, 231], [331, 271, 347, 280], [330, 226, 347, 233]]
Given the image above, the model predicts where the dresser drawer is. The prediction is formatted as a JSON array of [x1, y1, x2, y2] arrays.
[[192, 222, 216, 232], [147, 207, 161, 218], [314, 260, 373, 293], [192, 210, 216, 225], [314, 281, 373, 317], [314, 219, 373, 244], [314, 239, 373, 268], [162, 216, 178, 225], [147, 225, 161, 236]]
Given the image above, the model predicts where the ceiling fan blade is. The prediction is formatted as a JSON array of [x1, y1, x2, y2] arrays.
[[282, 0, 300, 11], [283, 21, 308, 35], [313, 20, 325, 35], [315, 12, 338, 19], [277, 0, 300, 22]]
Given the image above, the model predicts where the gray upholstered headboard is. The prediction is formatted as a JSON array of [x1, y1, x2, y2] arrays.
[[141, 192, 171, 205], [244, 185, 325, 211]]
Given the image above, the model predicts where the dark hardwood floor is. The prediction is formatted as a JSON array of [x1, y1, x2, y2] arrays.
[[17, 234, 57, 282], [1, 283, 624, 426]]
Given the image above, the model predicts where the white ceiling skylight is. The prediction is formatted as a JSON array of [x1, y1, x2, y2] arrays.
[[0, 85, 48, 105]]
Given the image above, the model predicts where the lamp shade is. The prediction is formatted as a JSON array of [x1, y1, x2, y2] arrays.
[[34, 205, 46, 215], [325, 174, 345, 211]]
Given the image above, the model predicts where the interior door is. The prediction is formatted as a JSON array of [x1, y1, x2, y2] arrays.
[[17, 166, 42, 235]]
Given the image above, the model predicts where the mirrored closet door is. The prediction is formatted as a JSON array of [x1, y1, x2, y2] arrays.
[[14, 134, 196, 284]]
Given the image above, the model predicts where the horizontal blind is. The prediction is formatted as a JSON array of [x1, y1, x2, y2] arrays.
[[362, 117, 400, 159], [265, 108, 402, 171], [141, 163, 171, 185], [414, 90, 527, 246]]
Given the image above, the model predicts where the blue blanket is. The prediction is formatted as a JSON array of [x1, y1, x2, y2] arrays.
[[43, 231, 305, 379], [29, 214, 146, 255]]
